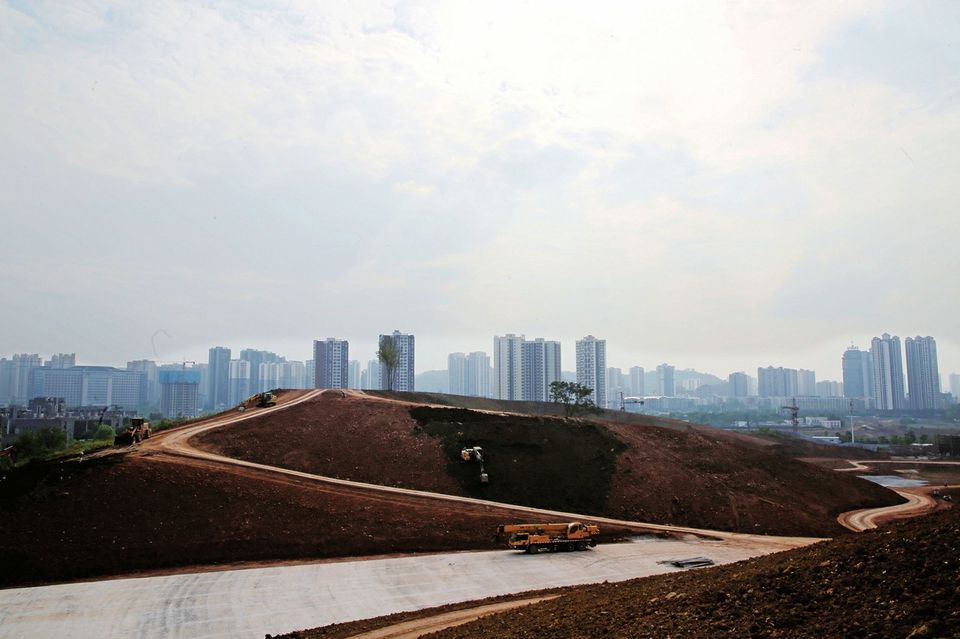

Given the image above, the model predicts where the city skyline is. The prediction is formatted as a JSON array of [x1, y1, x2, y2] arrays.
[[1, 330, 955, 399], [2, 3, 958, 388]]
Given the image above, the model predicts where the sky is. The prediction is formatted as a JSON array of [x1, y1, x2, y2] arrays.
[[2, 0, 959, 383]]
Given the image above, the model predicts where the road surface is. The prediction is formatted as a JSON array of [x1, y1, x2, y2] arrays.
[[0, 534, 818, 639]]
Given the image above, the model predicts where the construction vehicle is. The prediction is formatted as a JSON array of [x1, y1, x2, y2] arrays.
[[115, 417, 151, 445], [497, 522, 599, 553], [461, 446, 489, 483], [242, 392, 277, 410]]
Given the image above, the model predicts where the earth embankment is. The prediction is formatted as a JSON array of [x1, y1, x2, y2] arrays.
[[193, 391, 902, 537]]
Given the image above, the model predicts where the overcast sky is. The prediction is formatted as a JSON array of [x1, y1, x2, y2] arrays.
[[2, 1, 958, 382]]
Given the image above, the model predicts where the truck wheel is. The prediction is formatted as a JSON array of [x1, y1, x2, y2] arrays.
[[526, 545, 536, 554], [576, 541, 587, 551]]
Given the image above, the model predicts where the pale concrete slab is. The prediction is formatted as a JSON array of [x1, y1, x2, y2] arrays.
[[0, 536, 802, 639]]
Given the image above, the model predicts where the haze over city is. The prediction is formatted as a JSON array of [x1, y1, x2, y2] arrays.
[[2, 1, 958, 379]]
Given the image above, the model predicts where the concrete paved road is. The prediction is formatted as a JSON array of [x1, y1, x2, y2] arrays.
[[0, 535, 810, 639]]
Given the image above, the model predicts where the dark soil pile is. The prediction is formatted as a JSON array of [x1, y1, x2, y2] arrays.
[[193, 393, 902, 537], [285, 499, 959, 639], [411, 406, 626, 514]]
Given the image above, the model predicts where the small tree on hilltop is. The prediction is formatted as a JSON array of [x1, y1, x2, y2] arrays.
[[377, 335, 401, 391], [550, 381, 603, 418]]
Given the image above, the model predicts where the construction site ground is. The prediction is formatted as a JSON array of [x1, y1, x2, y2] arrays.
[[285, 500, 959, 639], [0, 390, 907, 589]]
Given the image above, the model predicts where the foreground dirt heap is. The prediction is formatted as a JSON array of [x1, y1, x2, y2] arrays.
[[0, 450, 638, 588], [285, 502, 959, 639], [195, 393, 901, 537]]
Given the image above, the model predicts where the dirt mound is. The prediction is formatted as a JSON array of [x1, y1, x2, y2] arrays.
[[284, 495, 960, 639], [193, 393, 901, 537], [0, 449, 635, 589], [603, 422, 899, 537]]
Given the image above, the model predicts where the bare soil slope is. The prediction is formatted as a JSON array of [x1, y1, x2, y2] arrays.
[[194, 393, 901, 537], [0, 449, 634, 589]]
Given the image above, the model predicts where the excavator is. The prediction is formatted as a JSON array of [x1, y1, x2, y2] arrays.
[[461, 446, 489, 483], [240, 392, 277, 411], [115, 417, 151, 445]]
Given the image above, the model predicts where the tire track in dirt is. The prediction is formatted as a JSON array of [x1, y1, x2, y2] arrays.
[[348, 596, 559, 639], [838, 487, 943, 532]]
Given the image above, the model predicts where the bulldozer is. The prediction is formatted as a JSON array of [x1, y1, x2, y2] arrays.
[[115, 417, 151, 445]]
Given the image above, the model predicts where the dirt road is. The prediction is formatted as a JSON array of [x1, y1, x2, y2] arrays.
[[838, 486, 941, 531]]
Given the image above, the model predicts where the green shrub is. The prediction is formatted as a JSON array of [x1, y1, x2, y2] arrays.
[[14, 426, 68, 462], [93, 424, 115, 441]]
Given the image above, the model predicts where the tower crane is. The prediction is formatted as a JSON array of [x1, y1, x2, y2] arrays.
[[620, 392, 645, 411]]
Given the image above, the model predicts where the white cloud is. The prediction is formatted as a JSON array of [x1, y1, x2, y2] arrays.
[[1, 0, 958, 379]]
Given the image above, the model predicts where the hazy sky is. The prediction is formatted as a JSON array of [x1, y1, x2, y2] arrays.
[[2, 1, 958, 382]]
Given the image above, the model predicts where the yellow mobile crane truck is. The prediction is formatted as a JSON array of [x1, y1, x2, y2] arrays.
[[497, 522, 599, 554]]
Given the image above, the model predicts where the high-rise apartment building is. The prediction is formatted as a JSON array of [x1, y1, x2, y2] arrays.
[[127, 359, 159, 405], [448, 352, 467, 396], [871, 334, 905, 410], [227, 359, 250, 407], [950, 373, 960, 402], [279, 361, 306, 389], [606, 367, 625, 408], [729, 372, 749, 398], [207, 346, 231, 411], [842, 347, 873, 398], [259, 362, 280, 392], [905, 336, 940, 410], [379, 331, 415, 391], [758, 366, 799, 397], [521, 338, 562, 402], [576, 335, 606, 407], [240, 349, 284, 395], [362, 359, 381, 390], [494, 334, 523, 400], [0, 354, 43, 403], [348, 360, 361, 390], [159, 369, 201, 418], [313, 339, 349, 389], [49, 353, 75, 369], [32, 366, 144, 407], [816, 380, 843, 397], [657, 364, 675, 397], [466, 351, 492, 398], [798, 369, 817, 396], [305, 360, 316, 389], [629, 366, 644, 397]]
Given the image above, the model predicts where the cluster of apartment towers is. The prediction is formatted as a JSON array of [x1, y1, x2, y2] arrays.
[[205, 331, 416, 411], [0, 332, 946, 417], [207, 333, 620, 411], [834, 334, 943, 411]]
